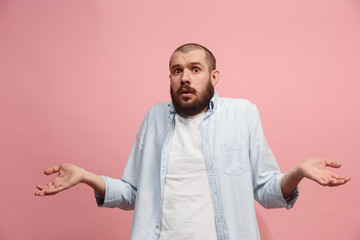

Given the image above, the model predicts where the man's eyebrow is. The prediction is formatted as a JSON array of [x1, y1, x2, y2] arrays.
[[190, 62, 203, 66], [170, 62, 204, 70], [170, 64, 181, 70]]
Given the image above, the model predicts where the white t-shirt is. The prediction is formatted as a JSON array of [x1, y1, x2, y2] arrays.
[[159, 113, 217, 240]]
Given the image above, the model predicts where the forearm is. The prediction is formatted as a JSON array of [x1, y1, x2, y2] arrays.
[[81, 169, 106, 196], [281, 166, 304, 198]]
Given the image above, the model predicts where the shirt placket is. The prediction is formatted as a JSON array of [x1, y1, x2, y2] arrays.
[[201, 109, 229, 240]]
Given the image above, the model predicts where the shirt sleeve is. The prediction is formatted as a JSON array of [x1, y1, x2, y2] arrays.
[[283, 178, 299, 210], [94, 176, 137, 210], [93, 109, 150, 210], [248, 103, 299, 209]]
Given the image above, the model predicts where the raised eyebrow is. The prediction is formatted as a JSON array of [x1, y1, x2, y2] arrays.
[[170, 64, 181, 70], [170, 62, 203, 70], [190, 62, 203, 67]]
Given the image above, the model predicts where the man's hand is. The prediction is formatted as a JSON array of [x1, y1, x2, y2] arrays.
[[297, 157, 351, 186], [35, 164, 85, 196], [281, 157, 350, 198]]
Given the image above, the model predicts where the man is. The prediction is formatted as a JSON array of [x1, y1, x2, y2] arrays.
[[35, 43, 350, 240]]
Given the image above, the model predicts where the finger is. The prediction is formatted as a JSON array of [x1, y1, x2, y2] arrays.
[[328, 179, 347, 186], [45, 186, 64, 194], [44, 165, 61, 175], [333, 176, 351, 183], [331, 172, 351, 182], [35, 190, 54, 196], [331, 173, 350, 181], [35, 190, 46, 196], [318, 178, 330, 186], [34, 191, 41, 196], [36, 185, 45, 190], [36, 182, 57, 190], [324, 159, 341, 168], [36, 184, 53, 190], [325, 176, 351, 186]]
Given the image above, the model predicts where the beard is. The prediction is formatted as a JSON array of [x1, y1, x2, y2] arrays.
[[170, 79, 214, 118]]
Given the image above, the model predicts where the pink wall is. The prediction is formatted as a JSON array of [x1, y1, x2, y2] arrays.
[[1, 0, 359, 239]]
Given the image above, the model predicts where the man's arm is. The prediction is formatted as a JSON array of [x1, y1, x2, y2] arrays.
[[35, 163, 105, 196], [281, 157, 351, 198]]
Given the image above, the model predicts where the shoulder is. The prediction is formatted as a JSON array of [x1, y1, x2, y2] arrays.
[[215, 97, 261, 126], [135, 102, 171, 138], [219, 97, 258, 112], [147, 102, 172, 115], [141, 102, 172, 124]]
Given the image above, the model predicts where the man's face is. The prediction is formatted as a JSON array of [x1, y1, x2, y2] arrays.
[[169, 49, 219, 117]]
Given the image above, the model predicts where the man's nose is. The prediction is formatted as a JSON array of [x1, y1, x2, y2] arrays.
[[181, 69, 191, 84]]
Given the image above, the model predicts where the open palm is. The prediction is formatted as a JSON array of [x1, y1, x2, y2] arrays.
[[298, 157, 350, 186], [35, 164, 84, 196]]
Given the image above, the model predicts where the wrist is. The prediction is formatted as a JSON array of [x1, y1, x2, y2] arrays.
[[80, 168, 93, 185], [291, 165, 305, 182], [79, 169, 106, 195]]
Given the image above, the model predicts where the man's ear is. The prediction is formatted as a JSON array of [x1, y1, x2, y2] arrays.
[[210, 69, 220, 87]]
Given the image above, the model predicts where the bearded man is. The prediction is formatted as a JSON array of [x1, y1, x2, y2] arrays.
[[35, 43, 350, 240]]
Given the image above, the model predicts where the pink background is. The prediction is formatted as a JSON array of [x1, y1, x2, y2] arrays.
[[0, 0, 359, 239]]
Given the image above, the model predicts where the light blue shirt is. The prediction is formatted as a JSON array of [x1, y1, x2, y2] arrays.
[[95, 91, 299, 240]]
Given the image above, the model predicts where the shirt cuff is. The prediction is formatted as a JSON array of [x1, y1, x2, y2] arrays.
[[284, 186, 299, 210], [275, 173, 299, 210], [94, 176, 107, 207], [93, 176, 136, 209]]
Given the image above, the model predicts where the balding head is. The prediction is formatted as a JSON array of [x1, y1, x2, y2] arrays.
[[170, 43, 216, 72]]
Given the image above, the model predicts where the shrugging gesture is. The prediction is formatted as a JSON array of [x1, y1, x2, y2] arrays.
[[281, 157, 351, 198], [35, 164, 105, 196]]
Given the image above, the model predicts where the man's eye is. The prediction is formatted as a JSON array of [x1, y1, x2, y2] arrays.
[[193, 67, 200, 73], [174, 69, 182, 74]]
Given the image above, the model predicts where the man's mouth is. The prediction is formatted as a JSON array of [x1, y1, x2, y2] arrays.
[[181, 89, 193, 94], [179, 86, 195, 94], [174, 85, 197, 100], [181, 92, 193, 98], [179, 88, 195, 98]]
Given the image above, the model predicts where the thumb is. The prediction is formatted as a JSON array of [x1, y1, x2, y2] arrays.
[[325, 159, 341, 168], [44, 165, 61, 175]]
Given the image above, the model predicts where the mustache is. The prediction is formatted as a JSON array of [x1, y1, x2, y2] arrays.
[[176, 84, 197, 95]]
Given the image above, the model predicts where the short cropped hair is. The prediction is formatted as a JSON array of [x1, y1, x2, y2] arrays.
[[171, 43, 216, 71]]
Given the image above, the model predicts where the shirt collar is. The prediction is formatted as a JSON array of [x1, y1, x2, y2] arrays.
[[209, 90, 220, 114]]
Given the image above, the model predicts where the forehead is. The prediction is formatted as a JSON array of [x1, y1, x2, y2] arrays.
[[169, 49, 208, 68]]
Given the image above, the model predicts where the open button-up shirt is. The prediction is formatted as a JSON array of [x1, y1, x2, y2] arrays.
[[95, 91, 299, 240]]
